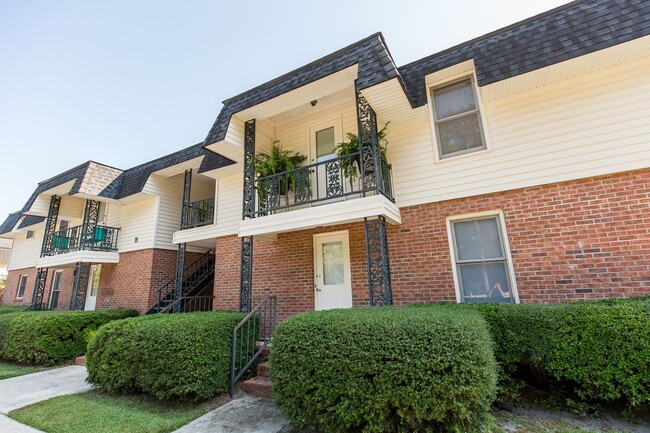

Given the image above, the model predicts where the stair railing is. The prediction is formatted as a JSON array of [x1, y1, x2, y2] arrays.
[[158, 295, 215, 314], [230, 295, 277, 397], [154, 249, 214, 312]]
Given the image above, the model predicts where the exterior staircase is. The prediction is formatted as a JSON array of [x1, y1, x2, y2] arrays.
[[146, 249, 215, 314], [242, 346, 273, 398]]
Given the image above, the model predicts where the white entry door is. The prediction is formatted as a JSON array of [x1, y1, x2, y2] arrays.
[[314, 232, 352, 311], [84, 265, 101, 311]]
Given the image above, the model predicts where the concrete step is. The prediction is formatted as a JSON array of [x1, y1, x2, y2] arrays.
[[242, 376, 273, 399], [257, 362, 269, 378]]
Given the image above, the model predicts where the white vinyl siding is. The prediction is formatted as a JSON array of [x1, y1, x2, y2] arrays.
[[105, 196, 158, 252], [388, 56, 650, 209], [7, 231, 42, 271]]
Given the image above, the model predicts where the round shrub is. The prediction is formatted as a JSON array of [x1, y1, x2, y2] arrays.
[[86, 311, 248, 400], [1, 308, 138, 365], [270, 307, 497, 433]]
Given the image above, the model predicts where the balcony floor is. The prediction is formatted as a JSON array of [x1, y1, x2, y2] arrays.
[[36, 250, 120, 268], [238, 194, 400, 239]]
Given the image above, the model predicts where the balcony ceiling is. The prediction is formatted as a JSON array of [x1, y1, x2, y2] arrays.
[[232, 65, 358, 124], [266, 86, 354, 126]]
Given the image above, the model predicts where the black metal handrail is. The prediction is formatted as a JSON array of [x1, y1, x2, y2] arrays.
[[249, 151, 393, 218], [158, 295, 215, 314], [230, 295, 277, 397], [42, 224, 120, 256], [181, 198, 215, 230], [155, 249, 214, 312]]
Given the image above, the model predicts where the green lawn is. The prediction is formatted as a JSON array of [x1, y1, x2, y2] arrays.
[[10, 390, 228, 433], [0, 361, 47, 379]]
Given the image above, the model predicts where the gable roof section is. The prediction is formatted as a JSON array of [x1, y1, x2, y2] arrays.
[[17, 215, 46, 229], [18, 162, 93, 216], [399, 0, 650, 107], [100, 142, 233, 199], [0, 213, 22, 236], [203, 32, 400, 146]]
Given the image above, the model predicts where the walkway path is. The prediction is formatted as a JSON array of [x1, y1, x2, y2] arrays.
[[0, 365, 91, 433], [173, 396, 292, 433]]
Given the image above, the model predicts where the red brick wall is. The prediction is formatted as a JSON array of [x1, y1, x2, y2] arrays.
[[215, 224, 370, 322], [97, 249, 204, 313], [2, 248, 205, 313], [3, 267, 75, 309], [214, 169, 650, 319]]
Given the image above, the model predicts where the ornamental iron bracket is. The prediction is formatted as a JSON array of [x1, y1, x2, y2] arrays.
[[364, 216, 393, 306]]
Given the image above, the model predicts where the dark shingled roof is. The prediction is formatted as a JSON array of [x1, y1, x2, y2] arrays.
[[0, 213, 22, 236], [399, 0, 650, 107], [204, 32, 400, 146], [203, 0, 650, 134], [18, 215, 46, 229], [100, 142, 234, 200], [2, 143, 233, 233], [18, 162, 92, 215]]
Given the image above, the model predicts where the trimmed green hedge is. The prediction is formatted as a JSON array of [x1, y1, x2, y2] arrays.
[[0, 312, 19, 354], [468, 299, 650, 406], [86, 311, 248, 400], [270, 307, 497, 433], [1, 309, 138, 365], [0, 306, 24, 314]]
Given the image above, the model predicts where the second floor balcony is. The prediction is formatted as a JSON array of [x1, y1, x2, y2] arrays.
[[248, 151, 393, 218], [42, 224, 120, 257], [181, 198, 215, 230]]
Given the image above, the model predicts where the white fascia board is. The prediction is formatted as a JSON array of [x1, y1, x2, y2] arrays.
[[239, 195, 401, 238]]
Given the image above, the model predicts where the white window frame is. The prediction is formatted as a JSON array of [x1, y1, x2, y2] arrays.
[[16, 275, 28, 299], [26, 230, 34, 239], [49, 270, 64, 309], [445, 210, 519, 304], [427, 73, 491, 162]]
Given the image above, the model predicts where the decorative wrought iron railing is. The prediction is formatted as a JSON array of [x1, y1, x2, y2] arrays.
[[248, 152, 394, 218], [157, 295, 215, 314], [230, 295, 277, 396], [181, 198, 215, 230], [153, 250, 215, 313], [42, 225, 120, 256]]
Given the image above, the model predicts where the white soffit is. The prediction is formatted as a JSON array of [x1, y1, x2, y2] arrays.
[[233, 65, 359, 123]]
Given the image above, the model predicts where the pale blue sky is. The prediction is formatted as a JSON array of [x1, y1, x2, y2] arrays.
[[0, 0, 568, 220]]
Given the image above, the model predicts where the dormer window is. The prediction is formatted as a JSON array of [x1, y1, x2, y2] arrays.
[[431, 78, 486, 159]]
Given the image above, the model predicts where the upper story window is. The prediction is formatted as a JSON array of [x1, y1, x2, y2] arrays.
[[26, 230, 34, 239], [431, 78, 486, 159]]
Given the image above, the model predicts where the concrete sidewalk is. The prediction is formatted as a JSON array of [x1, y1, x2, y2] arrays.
[[0, 365, 91, 414], [173, 396, 292, 433], [0, 365, 91, 432]]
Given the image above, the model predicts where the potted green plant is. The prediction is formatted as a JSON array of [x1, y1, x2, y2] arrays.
[[334, 122, 390, 181], [253, 141, 307, 207]]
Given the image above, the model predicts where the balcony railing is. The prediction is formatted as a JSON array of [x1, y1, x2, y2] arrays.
[[181, 198, 215, 230], [248, 152, 393, 218], [42, 225, 120, 256]]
